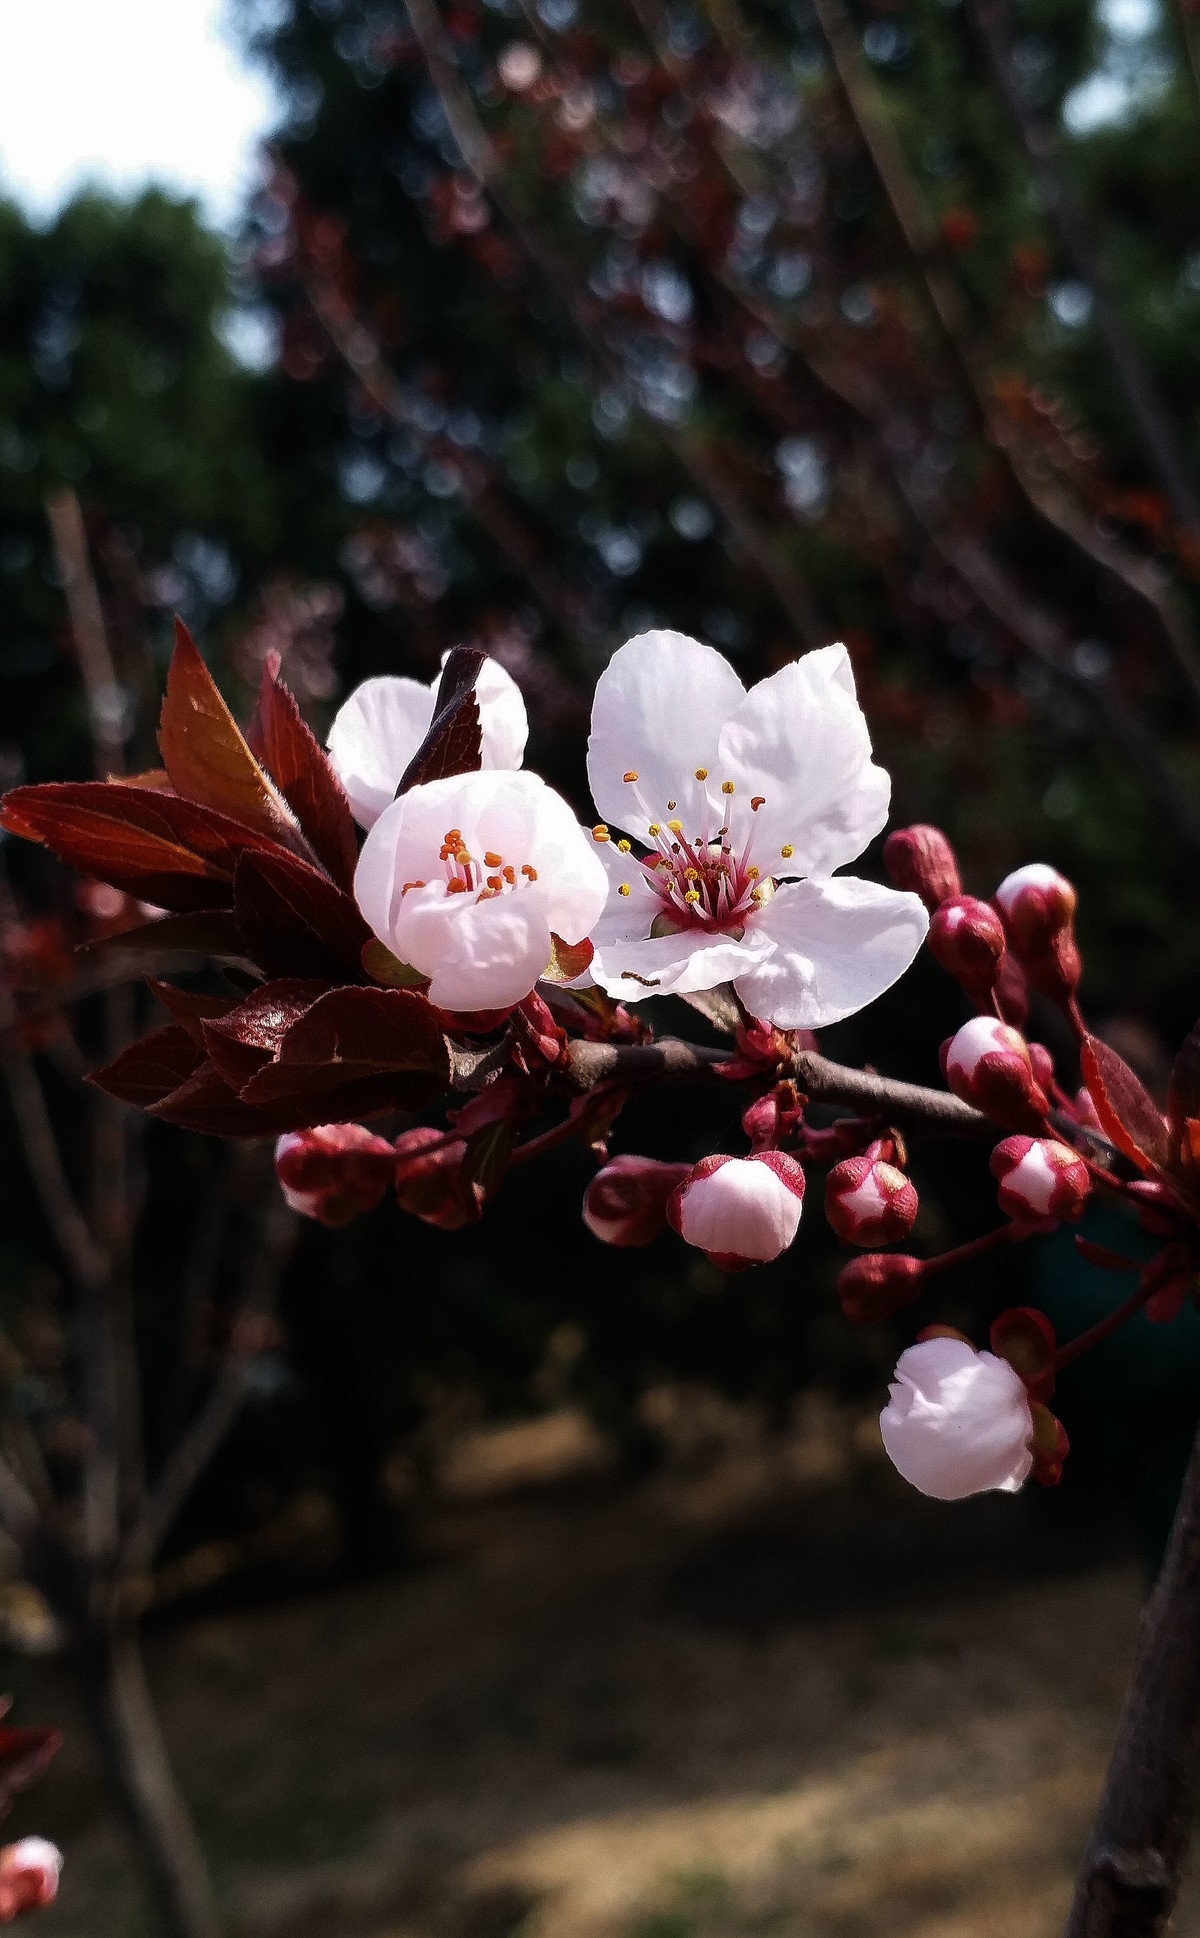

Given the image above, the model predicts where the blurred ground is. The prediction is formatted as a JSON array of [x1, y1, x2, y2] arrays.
[[13, 1391, 1200, 1938]]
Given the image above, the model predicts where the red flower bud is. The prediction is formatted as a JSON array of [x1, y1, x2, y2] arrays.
[[994, 864, 1081, 1003], [825, 1156, 918, 1247], [741, 1081, 805, 1152], [393, 1127, 481, 1230], [582, 1156, 691, 1247], [668, 1152, 806, 1270], [990, 1136, 1090, 1224], [943, 1017, 1050, 1128], [274, 1124, 396, 1227], [838, 1252, 926, 1323], [883, 824, 962, 912], [928, 895, 1006, 1002]]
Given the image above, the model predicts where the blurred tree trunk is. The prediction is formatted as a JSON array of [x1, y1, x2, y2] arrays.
[[76, 1622, 222, 1938], [1064, 1419, 1200, 1936]]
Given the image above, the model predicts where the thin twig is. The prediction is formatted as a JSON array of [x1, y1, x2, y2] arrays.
[[971, 0, 1200, 534], [124, 1194, 300, 1574], [402, 0, 827, 649], [564, 1035, 993, 1137]]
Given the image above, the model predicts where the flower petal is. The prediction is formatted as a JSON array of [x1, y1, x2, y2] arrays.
[[733, 875, 928, 1028], [394, 887, 554, 1011], [717, 644, 890, 874], [354, 769, 603, 1010], [588, 838, 662, 947], [443, 652, 529, 771], [327, 676, 434, 829], [587, 631, 746, 837], [590, 923, 773, 999]]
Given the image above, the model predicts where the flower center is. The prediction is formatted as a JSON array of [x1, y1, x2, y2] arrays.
[[400, 827, 539, 903], [594, 770, 793, 934]]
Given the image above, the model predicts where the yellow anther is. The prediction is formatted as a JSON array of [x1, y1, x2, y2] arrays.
[[721, 780, 735, 795], [618, 883, 632, 897], [747, 866, 760, 879], [684, 889, 701, 904], [623, 770, 639, 783], [684, 866, 699, 880], [667, 818, 683, 834], [694, 766, 708, 780], [617, 838, 631, 853], [592, 824, 610, 842], [648, 822, 661, 837], [780, 844, 794, 859]]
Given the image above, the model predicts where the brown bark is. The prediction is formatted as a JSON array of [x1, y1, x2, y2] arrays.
[[76, 1623, 222, 1938], [1064, 1420, 1200, 1936]]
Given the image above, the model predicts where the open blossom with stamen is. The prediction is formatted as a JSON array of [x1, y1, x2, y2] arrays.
[[355, 769, 608, 1011], [583, 632, 928, 1027], [327, 656, 528, 828]]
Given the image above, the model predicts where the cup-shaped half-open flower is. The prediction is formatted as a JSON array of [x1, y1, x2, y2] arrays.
[[328, 656, 528, 828], [880, 1337, 1034, 1500], [355, 769, 608, 1012], [584, 632, 928, 1028], [667, 1151, 805, 1269]]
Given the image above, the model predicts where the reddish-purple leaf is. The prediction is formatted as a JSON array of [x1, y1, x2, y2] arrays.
[[250, 655, 359, 890], [148, 1059, 298, 1138], [396, 645, 484, 794], [90, 1024, 206, 1108], [1168, 1019, 1200, 1139], [202, 979, 334, 1091], [542, 934, 594, 983], [1, 782, 292, 911], [145, 979, 240, 1044], [159, 618, 297, 840], [239, 985, 450, 1122], [1080, 1035, 1172, 1178], [84, 909, 249, 966], [233, 847, 371, 980]]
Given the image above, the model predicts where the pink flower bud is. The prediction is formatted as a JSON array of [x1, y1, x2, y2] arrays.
[[393, 1128, 480, 1230], [883, 824, 962, 912], [0, 1839, 62, 1921], [994, 863, 1081, 1002], [990, 1136, 1091, 1224], [880, 1337, 1035, 1500], [825, 1157, 918, 1247], [667, 1153, 805, 1270], [582, 1156, 692, 1247], [928, 896, 1006, 1002], [274, 1124, 396, 1227], [838, 1252, 926, 1322], [943, 1016, 1049, 1127]]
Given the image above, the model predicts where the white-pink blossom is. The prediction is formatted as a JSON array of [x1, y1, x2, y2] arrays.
[[990, 1135, 1091, 1223], [328, 657, 528, 828], [354, 769, 608, 1012], [880, 1337, 1034, 1500], [583, 632, 928, 1028], [0, 1838, 62, 1921], [825, 1155, 918, 1246], [994, 863, 1076, 924], [668, 1152, 805, 1268]]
